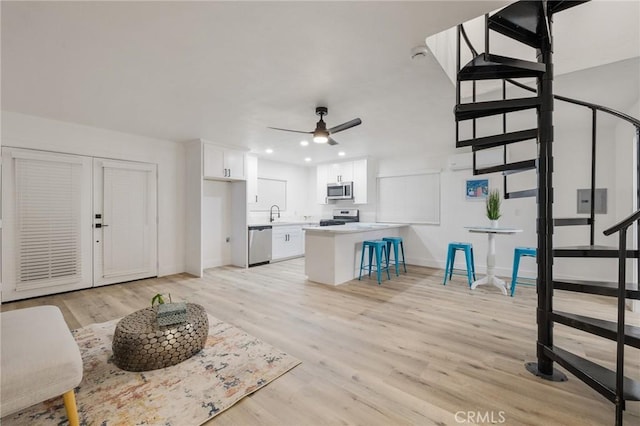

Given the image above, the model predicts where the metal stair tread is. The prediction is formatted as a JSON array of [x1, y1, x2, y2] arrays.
[[474, 159, 537, 176], [554, 245, 640, 258], [504, 188, 537, 199], [457, 128, 538, 149], [553, 279, 640, 300], [543, 345, 640, 402], [455, 97, 541, 121], [458, 53, 546, 81], [548, 1, 590, 15], [554, 217, 592, 226], [487, 1, 546, 48], [552, 311, 640, 349]]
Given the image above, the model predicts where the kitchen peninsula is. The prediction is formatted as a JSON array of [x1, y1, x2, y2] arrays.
[[303, 223, 408, 285]]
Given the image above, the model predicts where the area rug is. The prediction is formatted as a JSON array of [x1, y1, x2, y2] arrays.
[[4, 314, 301, 425]]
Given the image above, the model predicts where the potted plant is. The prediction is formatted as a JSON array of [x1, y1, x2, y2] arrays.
[[486, 189, 501, 228], [151, 293, 171, 306]]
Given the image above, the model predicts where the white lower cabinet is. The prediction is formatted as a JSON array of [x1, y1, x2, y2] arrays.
[[272, 225, 304, 261]]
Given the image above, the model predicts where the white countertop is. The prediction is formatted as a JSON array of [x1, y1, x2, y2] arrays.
[[303, 222, 408, 234], [465, 226, 523, 234], [248, 221, 315, 228]]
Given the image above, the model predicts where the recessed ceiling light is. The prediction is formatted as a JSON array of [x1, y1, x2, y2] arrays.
[[265, 148, 273, 154], [300, 140, 309, 146], [338, 151, 345, 156], [304, 157, 312, 162]]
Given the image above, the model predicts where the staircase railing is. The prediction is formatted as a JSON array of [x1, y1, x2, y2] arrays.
[[457, 20, 640, 248], [454, 3, 640, 423], [603, 207, 640, 424]]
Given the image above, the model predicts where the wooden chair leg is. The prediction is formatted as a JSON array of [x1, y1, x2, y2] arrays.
[[63, 389, 80, 426]]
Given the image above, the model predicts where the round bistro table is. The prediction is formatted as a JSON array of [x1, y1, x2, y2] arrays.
[[465, 226, 523, 295], [112, 303, 208, 372]]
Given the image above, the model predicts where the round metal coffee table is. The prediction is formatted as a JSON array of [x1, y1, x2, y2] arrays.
[[112, 303, 208, 372]]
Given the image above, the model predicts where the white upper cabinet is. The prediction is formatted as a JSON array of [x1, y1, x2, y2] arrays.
[[316, 158, 372, 204], [352, 158, 369, 204], [327, 161, 353, 183], [246, 155, 258, 204], [224, 149, 246, 179], [203, 142, 246, 180], [316, 164, 329, 205]]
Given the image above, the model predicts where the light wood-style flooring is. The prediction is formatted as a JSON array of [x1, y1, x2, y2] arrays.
[[2, 259, 639, 425]]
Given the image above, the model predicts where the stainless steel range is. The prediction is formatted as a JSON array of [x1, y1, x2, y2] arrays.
[[319, 209, 359, 226]]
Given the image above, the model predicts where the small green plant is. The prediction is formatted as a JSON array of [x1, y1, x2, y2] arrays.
[[151, 293, 172, 306], [486, 189, 502, 220]]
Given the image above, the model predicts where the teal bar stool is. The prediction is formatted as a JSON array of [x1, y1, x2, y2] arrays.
[[443, 242, 476, 287], [359, 240, 391, 284], [383, 237, 407, 276], [510, 247, 537, 297]]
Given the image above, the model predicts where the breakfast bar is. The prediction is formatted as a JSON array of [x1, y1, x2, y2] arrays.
[[303, 223, 408, 285]]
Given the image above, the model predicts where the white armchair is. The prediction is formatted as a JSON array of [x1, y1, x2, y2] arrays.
[[1, 305, 83, 425]]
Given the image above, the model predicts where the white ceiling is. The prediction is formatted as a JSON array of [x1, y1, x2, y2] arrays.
[[1, 0, 510, 165], [2, 1, 638, 167]]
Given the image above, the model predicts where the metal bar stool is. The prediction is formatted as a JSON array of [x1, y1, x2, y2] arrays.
[[510, 247, 537, 297], [359, 240, 391, 284], [443, 242, 476, 286], [383, 237, 407, 276]]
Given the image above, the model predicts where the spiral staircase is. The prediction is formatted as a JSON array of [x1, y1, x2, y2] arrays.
[[453, 1, 640, 424]]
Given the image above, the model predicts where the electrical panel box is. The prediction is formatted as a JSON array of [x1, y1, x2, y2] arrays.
[[577, 188, 607, 214]]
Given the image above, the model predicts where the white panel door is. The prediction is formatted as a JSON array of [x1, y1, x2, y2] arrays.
[[1, 148, 93, 301], [93, 159, 157, 286]]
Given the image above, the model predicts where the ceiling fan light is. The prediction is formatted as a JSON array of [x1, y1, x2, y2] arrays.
[[313, 129, 329, 143]]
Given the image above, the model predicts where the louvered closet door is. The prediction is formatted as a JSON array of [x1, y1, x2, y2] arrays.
[[1, 148, 93, 301], [93, 159, 157, 286]]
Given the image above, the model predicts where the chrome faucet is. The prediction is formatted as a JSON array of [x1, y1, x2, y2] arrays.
[[269, 205, 280, 223]]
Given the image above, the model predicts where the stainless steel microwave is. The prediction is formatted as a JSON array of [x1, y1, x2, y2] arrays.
[[327, 182, 353, 200]]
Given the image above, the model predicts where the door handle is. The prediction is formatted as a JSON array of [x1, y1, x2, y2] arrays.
[[95, 224, 109, 228]]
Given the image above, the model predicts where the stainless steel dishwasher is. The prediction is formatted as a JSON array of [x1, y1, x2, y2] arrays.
[[248, 225, 272, 267]]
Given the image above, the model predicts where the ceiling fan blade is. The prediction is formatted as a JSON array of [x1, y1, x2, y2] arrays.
[[328, 118, 362, 134], [327, 137, 339, 146], [267, 127, 312, 134]]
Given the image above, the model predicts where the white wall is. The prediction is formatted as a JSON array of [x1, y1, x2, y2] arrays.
[[1, 111, 186, 276], [248, 159, 314, 224], [202, 180, 232, 268]]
